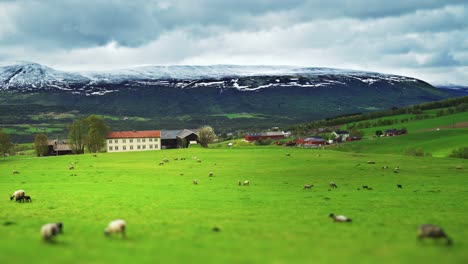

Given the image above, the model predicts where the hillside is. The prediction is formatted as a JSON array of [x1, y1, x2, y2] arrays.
[[0, 62, 454, 142], [336, 111, 468, 157]]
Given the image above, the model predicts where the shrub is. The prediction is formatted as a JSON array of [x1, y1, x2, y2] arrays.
[[254, 139, 273, 146], [405, 148, 425, 156], [449, 147, 468, 159]]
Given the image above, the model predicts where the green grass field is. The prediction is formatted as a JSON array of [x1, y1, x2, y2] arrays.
[[1, 147, 467, 263]]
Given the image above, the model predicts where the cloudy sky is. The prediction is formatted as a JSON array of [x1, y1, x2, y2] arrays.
[[0, 0, 467, 84]]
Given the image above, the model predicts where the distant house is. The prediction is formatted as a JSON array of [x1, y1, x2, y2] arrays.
[[161, 129, 199, 149], [106, 130, 161, 152], [47, 140, 73, 156], [385, 128, 407, 136], [245, 131, 286, 142], [296, 136, 326, 148], [332, 130, 350, 141]]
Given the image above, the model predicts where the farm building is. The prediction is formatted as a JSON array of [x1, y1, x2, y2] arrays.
[[106, 130, 161, 152], [296, 137, 326, 147], [47, 140, 73, 156], [385, 128, 407, 136], [245, 131, 286, 142], [161, 129, 199, 149], [332, 130, 350, 141]]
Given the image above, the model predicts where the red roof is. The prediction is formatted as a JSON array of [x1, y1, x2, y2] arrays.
[[107, 130, 161, 139]]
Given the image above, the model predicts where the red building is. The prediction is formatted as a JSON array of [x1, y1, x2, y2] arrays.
[[245, 131, 285, 142]]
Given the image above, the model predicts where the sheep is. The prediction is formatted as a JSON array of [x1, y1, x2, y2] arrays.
[[104, 219, 126, 238], [193, 179, 198, 185], [382, 165, 389, 169], [397, 184, 403, 189], [329, 213, 352, 222], [174, 157, 179, 161], [362, 185, 369, 190], [41, 222, 63, 241], [12, 170, 20, 174], [163, 158, 169, 163], [303, 184, 313, 189], [209, 172, 214, 177], [10, 190, 25, 201], [329, 182, 338, 188], [24, 195, 32, 202], [237, 180, 242, 186], [367, 161, 375, 164], [455, 165, 462, 170], [180, 158, 186, 160], [418, 224, 452, 245], [286, 153, 291, 156], [69, 165, 74, 170], [394, 166, 400, 171], [158, 162, 164, 166], [197, 159, 202, 163], [243, 180, 250, 186]]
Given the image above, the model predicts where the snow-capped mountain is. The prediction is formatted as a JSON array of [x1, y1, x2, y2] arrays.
[[0, 62, 89, 91], [0, 62, 425, 95]]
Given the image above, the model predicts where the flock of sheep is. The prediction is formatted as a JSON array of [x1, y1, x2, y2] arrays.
[[10, 188, 126, 242], [7, 153, 455, 246]]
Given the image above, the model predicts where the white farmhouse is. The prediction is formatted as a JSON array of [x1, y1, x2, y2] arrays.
[[106, 130, 161, 152]]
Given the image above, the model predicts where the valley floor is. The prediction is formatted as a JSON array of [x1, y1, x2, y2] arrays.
[[1, 147, 467, 263]]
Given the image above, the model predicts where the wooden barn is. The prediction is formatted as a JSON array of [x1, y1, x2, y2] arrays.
[[161, 129, 199, 149]]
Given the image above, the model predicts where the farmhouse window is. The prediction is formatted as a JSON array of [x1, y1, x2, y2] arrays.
[[108, 140, 112, 144], [154, 144, 159, 149], [130, 146, 133, 150], [137, 145, 141, 149], [137, 139, 141, 143], [123, 146, 126, 150], [142, 145, 146, 149], [109, 146, 113, 151], [149, 145, 153, 149], [142, 139, 146, 142], [114, 140, 118, 143], [115, 146, 119, 150], [123, 139, 126, 143], [130, 139, 133, 143], [149, 138, 153, 142]]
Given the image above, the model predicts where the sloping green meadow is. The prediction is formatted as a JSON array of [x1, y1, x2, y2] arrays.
[[1, 147, 467, 263]]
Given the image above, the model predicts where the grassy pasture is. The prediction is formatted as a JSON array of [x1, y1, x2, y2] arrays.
[[1, 147, 467, 263]]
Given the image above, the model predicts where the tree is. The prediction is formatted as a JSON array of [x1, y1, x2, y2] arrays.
[[0, 129, 13, 157], [68, 119, 89, 154], [375, 130, 383, 137], [34, 133, 49, 157], [198, 126, 216, 148], [86, 115, 109, 153]]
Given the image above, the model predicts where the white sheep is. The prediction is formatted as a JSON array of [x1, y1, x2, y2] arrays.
[[303, 184, 313, 189], [41, 222, 63, 241], [329, 213, 352, 222], [193, 179, 198, 185], [209, 172, 214, 177], [104, 219, 126, 238], [10, 189, 25, 201], [243, 180, 250, 186]]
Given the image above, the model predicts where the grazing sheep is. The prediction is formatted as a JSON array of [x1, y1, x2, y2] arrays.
[[212, 226, 221, 232], [303, 184, 313, 189], [209, 172, 214, 177], [12, 170, 20, 174], [10, 190, 25, 201], [24, 196, 32, 202], [197, 159, 202, 163], [368, 187, 373, 190], [158, 162, 164, 166], [174, 157, 179, 161], [367, 161, 375, 164], [181, 158, 186, 160], [329, 213, 352, 222], [243, 180, 250, 186], [394, 166, 400, 171], [286, 153, 291, 156], [418, 224, 452, 245], [69, 165, 74, 170], [163, 158, 169, 163], [455, 165, 462, 170], [237, 180, 242, 186], [329, 182, 338, 188], [104, 220, 126, 238], [382, 166, 389, 169], [41, 222, 63, 241], [193, 179, 198, 185], [362, 185, 369, 190], [397, 184, 403, 189]]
